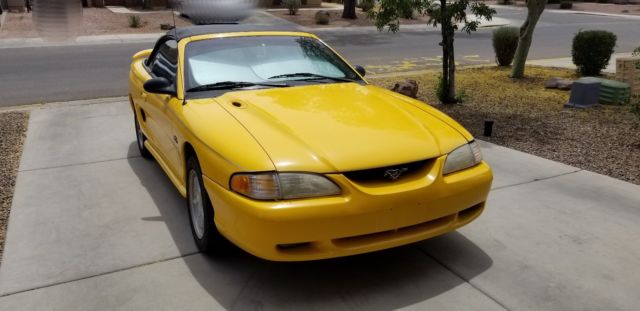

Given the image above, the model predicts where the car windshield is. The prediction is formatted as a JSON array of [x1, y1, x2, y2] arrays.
[[184, 35, 362, 91]]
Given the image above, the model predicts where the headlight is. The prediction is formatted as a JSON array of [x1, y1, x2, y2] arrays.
[[443, 141, 483, 175], [230, 172, 341, 200]]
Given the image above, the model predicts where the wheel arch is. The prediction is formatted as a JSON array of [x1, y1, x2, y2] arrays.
[[183, 141, 198, 181]]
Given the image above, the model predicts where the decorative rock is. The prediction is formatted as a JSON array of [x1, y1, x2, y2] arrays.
[[545, 77, 562, 89], [557, 79, 574, 90], [391, 80, 419, 98]]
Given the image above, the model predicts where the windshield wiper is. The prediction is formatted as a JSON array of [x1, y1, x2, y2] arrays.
[[268, 73, 356, 82], [186, 81, 289, 93]]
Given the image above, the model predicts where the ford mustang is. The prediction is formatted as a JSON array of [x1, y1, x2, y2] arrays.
[[128, 25, 492, 261]]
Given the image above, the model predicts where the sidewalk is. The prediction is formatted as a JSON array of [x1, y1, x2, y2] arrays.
[[0, 98, 639, 310], [527, 52, 633, 74]]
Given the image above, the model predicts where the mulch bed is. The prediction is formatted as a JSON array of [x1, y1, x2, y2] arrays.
[[370, 66, 640, 185], [0, 111, 29, 263]]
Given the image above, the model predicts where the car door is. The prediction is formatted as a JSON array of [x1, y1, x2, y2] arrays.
[[144, 39, 183, 178]]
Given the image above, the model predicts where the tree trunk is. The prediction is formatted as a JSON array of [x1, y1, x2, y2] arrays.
[[440, 0, 456, 104], [511, 0, 547, 78], [447, 33, 456, 103], [342, 0, 357, 19]]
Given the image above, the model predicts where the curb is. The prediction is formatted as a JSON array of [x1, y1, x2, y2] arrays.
[[0, 33, 162, 50], [0, 96, 129, 113], [545, 8, 640, 19], [489, 4, 640, 20]]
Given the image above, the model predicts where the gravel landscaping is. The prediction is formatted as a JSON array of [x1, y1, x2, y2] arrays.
[[0, 8, 191, 39], [0, 111, 29, 263], [370, 66, 640, 185]]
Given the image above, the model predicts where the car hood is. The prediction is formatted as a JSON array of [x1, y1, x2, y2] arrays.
[[213, 83, 470, 173]]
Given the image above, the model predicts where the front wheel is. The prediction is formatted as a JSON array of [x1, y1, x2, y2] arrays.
[[134, 113, 152, 159], [186, 155, 225, 254]]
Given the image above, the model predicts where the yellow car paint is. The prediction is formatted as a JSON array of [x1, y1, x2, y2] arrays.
[[129, 30, 492, 261]]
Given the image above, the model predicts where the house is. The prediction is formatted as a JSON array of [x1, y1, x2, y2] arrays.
[[90, 0, 322, 8], [5, 0, 322, 12]]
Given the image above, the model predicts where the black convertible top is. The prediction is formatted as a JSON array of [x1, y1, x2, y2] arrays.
[[166, 24, 301, 41]]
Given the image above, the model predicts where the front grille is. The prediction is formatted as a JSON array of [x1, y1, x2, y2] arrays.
[[344, 159, 430, 183]]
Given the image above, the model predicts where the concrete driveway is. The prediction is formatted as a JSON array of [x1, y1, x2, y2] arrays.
[[0, 98, 639, 310]]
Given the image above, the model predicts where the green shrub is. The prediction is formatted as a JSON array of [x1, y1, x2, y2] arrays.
[[282, 0, 301, 15], [360, 0, 375, 12], [455, 89, 468, 104], [401, 6, 414, 19], [128, 15, 142, 28], [572, 30, 617, 76], [633, 46, 640, 57], [315, 11, 330, 25], [492, 26, 519, 66], [560, 1, 573, 9]]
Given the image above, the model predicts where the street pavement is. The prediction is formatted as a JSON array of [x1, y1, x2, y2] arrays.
[[1, 6, 640, 107], [0, 98, 639, 310]]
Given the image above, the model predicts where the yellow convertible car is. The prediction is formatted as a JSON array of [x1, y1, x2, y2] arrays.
[[129, 25, 492, 261]]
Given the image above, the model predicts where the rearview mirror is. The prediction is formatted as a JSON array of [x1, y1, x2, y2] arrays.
[[144, 77, 175, 96], [354, 65, 366, 77]]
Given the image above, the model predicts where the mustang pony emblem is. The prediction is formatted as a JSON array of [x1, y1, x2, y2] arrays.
[[383, 167, 409, 181]]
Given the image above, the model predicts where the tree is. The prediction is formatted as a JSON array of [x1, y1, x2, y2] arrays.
[[511, 0, 547, 78], [370, 0, 495, 104], [343, 0, 357, 19]]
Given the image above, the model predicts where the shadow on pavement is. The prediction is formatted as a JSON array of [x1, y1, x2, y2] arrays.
[[127, 142, 493, 309]]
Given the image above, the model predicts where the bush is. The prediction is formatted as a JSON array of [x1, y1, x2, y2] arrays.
[[547, 0, 560, 4], [282, 0, 301, 15], [401, 6, 414, 19], [128, 15, 142, 28], [497, 0, 513, 4], [572, 30, 617, 76], [315, 11, 330, 25], [633, 46, 640, 57], [492, 27, 519, 66], [360, 0, 375, 12], [560, 1, 573, 9]]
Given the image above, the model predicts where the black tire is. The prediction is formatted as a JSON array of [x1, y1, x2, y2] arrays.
[[134, 112, 152, 159], [186, 155, 226, 254]]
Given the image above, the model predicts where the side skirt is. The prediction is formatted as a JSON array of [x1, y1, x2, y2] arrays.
[[144, 140, 187, 198]]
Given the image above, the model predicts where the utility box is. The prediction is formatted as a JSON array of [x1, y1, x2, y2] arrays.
[[598, 79, 631, 105], [566, 77, 601, 108], [616, 57, 640, 97]]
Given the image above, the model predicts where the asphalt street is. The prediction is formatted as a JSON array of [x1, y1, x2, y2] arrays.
[[0, 7, 639, 107]]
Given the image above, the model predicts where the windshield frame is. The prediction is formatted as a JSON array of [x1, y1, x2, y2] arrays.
[[182, 34, 366, 97]]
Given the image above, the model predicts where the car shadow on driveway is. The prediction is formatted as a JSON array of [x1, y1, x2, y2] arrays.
[[127, 142, 494, 309]]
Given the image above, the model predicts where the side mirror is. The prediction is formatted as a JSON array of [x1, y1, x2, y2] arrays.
[[354, 65, 366, 77], [143, 77, 175, 96]]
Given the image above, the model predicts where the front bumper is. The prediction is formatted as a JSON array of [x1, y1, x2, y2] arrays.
[[203, 156, 492, 261]]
